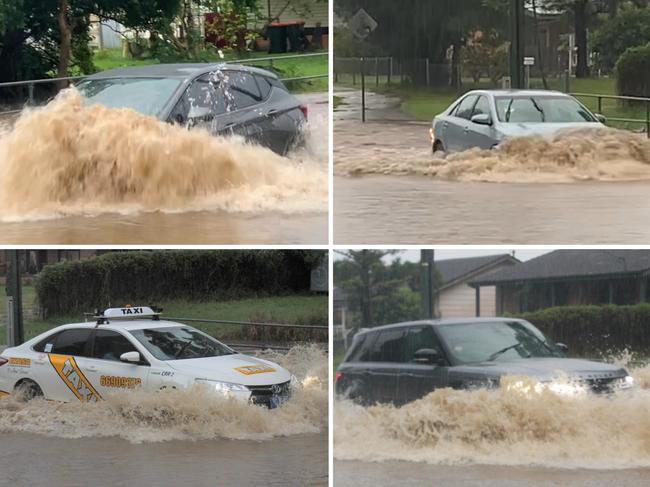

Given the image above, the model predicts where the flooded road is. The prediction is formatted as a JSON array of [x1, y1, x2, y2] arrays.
[[335, 460, 650, 487], [333, 88, 650, 244], [0, 346, 328, 485], [0, 92, 328, 244], [335, 175, 650, 244], [2, 432, 327, 487]]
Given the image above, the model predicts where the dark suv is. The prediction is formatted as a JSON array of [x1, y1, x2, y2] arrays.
[[335, 318, 634, 405]]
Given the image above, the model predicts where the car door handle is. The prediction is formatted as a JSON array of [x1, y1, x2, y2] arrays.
[[86, 365, 98, 372], [266, 109, 279, 116]]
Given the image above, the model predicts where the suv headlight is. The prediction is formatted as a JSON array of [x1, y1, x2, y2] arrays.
[[614, 375, 635, 390], [195, 379, 249, 393]]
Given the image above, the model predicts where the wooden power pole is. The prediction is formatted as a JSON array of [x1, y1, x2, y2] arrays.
[[5, 250, 24, 346]]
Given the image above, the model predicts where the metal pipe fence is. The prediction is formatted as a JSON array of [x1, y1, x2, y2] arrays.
[[0, 52, 328, 115], [571, 92, 650, 137]]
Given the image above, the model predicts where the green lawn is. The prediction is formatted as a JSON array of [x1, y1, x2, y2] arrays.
[[0, 285, 327, 345], [336, 75, 650, 131], [92, 48, 328, 93]]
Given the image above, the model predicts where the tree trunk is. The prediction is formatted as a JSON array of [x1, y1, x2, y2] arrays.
[[574, 0, 590, 78], [532, 0, 548, 89], [57, 0, 72, 89]]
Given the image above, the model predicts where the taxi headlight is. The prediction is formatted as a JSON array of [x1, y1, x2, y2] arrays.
[[195, 379, 249, 393]]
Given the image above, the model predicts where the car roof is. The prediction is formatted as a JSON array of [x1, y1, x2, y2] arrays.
[[357, 317, 528, 335], [85, 63, 279, 81], [51, 319, 186, 332], [465, 89, 569, 98]]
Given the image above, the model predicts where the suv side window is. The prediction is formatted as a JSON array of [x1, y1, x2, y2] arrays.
[[368, 328, 407, 362], [92, 329, 141, 363], [256, 75, 273, 99], [227, 71, 262, 109], [169, 74, 227, 123], [50, 329, 93, 356], [405, 326, 444, 362], [345, 333, 369, 362], [455, 95, 479, 120], [472, 96, 490, 118]]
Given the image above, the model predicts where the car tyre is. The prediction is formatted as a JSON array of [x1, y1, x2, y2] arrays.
[[432, 140, 445, 154], [13, 379, 44, 402]]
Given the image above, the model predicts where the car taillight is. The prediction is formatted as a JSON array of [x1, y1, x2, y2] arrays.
[[0, 357, 8, 367], [300, 105, 308, 120], [335, 371, 342, 382]]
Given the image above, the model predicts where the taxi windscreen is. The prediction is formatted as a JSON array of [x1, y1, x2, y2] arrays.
[[130, 326, 235, 361]]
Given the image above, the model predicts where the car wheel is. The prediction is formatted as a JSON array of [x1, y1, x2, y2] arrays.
[[432, 140, 445, 154], [13, 379, 43, 402]]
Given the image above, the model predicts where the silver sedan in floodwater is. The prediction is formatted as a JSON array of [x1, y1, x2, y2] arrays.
[[430, 90, 606, 153]]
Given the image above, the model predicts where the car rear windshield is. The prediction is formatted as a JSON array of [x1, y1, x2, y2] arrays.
[[436, 321, 563, 364], [494, 96, 597, 123], [76, 77, 181, 116], [129, 326, 235, 361]]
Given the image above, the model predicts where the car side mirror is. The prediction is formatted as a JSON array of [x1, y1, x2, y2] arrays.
[[413, 348, 444, 365], [556, 343, 569, 354], [120, 351, 141, 364], [594, 113, 607, 124], [471, 113, 492, 126]]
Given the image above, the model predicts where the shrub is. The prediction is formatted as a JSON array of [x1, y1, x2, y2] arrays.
[[35, 250, 325, 316], [513, 304, 650, 358], [615, 42, 650, 98]]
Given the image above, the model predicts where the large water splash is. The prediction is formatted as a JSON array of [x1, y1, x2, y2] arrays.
[[335, 127, 650, 183], [0, 90, 327, 222], [0, 345, 327, 443], [334, 363, 650, 468]]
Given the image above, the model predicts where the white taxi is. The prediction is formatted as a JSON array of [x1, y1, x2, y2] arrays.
[[0, 306, 296, 408]]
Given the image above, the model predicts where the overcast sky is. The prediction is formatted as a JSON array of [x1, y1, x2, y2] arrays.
[[334, 249, 551, 263]]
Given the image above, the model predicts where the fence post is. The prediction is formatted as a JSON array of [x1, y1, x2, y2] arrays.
[[646, 100, 649, 138], [361, 57, 366, 123], [426, 58, 430, 86], [598, 96, 602, 115], [375, 57, 379, 87], [564, 69, 570, 93], [388, 57, 392, 85], [28, 82, 34, 105]]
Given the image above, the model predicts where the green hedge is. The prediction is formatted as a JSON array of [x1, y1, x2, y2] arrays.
[[616, 42, 650, 98], [514, 304, 650, 357], [35, 250, 325, 316]]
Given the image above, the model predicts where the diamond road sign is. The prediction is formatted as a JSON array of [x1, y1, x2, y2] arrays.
[[349, 8, 378, 40]]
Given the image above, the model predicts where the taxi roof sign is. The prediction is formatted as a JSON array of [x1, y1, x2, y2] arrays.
[[95, 306, 161, 324]]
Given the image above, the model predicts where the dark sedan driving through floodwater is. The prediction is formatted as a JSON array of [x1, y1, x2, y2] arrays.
[[335, 318, 634, 405], [430, 90, 605, 153], [76, 64, 307, 155]]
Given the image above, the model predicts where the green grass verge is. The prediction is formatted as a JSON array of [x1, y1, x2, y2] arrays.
[[93, 48, 328, 93], [335, 75, 649, 130], [0, 285, 327, 345]]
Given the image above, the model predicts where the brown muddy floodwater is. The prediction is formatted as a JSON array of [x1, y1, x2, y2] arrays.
[[333, 365, 650, 486], [0, 346, 328, 486], [333, 90, 650, 244], [0, 91, 328, 244]]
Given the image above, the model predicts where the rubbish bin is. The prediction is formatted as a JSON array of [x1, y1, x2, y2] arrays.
[[286, 21, 305, 52], [267, 23, 288, 53]]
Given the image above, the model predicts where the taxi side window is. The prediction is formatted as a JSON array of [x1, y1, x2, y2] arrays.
[[33, 331, 61, 353], [92, 330, 139, 362], [51, 329, 93, 356]]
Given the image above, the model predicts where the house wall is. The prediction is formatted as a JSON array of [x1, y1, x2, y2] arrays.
[[439, 282, 496, 318], [260, 0, 329, 27]]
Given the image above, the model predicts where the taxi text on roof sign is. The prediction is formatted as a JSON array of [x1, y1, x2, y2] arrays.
[[103, 306, 157, 319]]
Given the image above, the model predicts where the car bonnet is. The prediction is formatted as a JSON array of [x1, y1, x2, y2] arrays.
[[451, 357, 627, 382], [166, 353, 292, 386]]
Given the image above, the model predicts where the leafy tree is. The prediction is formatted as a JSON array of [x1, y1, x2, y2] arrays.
[[592, 4, 650, 71]]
